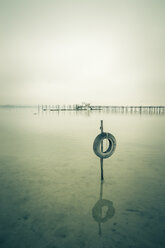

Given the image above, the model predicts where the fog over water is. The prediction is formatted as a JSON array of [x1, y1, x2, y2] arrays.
[[0, 1, 165, 247]]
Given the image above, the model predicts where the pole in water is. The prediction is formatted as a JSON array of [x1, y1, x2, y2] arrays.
[[100, 120, 104, 181], [100, 158, 104, 181], [98, 181, 103, 235]]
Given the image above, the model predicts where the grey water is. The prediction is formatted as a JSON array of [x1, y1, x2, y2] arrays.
[[0, 108, 165, 248]]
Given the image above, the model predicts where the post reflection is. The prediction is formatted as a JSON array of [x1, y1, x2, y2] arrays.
[[92, 180, 115, 236]]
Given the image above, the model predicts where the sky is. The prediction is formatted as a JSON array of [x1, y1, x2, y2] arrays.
[[0, 0, 165, 105]]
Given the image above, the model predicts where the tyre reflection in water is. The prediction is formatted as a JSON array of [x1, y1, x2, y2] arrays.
[[92, 179, 115, 236]]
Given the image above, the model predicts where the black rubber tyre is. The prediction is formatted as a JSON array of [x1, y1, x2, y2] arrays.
[[93, 132, 116, 159]]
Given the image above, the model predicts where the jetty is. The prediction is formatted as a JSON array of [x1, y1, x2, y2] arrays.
[[38, 104, 165, 115]]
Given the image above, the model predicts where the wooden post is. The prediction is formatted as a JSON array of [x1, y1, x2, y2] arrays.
[[100, 120, 104, 181], [100, 180, 103, 200]]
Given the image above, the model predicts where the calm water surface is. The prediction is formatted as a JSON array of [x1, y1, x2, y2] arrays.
[[0, 108, 165, 248]]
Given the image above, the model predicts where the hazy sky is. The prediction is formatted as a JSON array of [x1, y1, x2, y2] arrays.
[[0, 0, 164, 105]]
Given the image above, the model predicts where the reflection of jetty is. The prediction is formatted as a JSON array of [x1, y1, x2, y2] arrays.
[[39, 104, 165, 115]]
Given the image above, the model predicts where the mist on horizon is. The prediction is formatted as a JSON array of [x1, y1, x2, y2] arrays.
[[0, 0, 165, 105]]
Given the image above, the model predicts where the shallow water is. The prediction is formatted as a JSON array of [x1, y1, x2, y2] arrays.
[[0, 108, 165, 248]]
